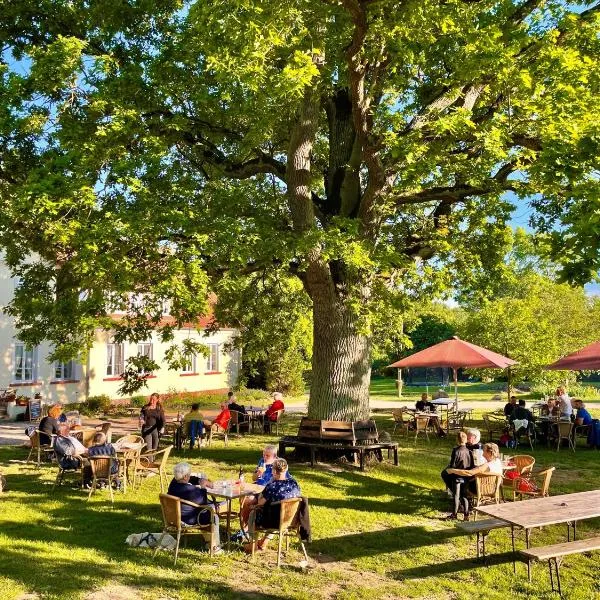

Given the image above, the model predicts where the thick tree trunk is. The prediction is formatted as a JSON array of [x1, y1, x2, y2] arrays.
[[308, 292, 371, 421]]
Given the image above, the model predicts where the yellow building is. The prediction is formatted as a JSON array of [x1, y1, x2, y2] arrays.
[[0, 260, 240, 405]]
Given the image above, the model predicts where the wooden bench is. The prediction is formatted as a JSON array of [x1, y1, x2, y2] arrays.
[[278, 418, 398, 471], [520, 537, 600, 595], [455, 518, 511, 561]]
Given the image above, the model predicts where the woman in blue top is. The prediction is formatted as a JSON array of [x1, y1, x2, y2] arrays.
[[243, 458, 300, 553]]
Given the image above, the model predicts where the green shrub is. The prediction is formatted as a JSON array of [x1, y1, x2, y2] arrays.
[[130, 395, 147, 407], [85, 394, 112, 414]]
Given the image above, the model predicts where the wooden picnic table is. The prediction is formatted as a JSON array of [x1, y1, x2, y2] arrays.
[[477, 490, 600, 570]]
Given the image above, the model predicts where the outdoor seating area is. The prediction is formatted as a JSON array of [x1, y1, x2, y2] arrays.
[[2, 400, 600, 600]]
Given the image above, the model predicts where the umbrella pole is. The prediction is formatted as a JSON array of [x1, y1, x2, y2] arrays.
[[453, 368, 458, 409]]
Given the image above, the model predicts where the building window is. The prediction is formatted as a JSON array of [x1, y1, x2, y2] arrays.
[[14, 343, 37, 383], [206, 344, 219, 372], [54, 360, 76, 381], [106, 341, 125, 377], [137, 341, 153, 360], [181, 353, 197, 374], [137, 341, 153, 374]]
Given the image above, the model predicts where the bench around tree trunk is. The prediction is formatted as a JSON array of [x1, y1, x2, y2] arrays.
[[278, 418, 399, 471]]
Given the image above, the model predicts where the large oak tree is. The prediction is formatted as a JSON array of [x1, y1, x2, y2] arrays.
[[0, 1, 598, 418]]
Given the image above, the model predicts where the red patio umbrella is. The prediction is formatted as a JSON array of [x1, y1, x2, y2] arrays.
[[387, 336, 517, 407], [546, 341, 600, 371]]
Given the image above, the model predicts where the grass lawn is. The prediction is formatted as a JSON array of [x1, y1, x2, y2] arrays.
[[1, 414, 600, 600]]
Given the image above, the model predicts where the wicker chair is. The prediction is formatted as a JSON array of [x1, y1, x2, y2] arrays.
[[391, 409, 411, 436], [502, 455, 535, 501], [482, 414, 506, 442], [52, 457, 84, 491], [96, 422, 112, 444], [118, 446, 143, 492], [208, 421, 231, 447], [515, 466, 556, 500], [470, 474, 502, 520], [248, 497, 309, 567], [154, 493, 218, 564], [414, 415, 430, 442], [137, 445, 173, 492], [556, 422, 575, 452], [264, 409, 285, 435], [87, 456, 118, 503], [26, 430, 55, 468], [114, 434, 145, 448]]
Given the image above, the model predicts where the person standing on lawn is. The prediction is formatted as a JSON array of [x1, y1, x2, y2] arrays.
[[441, 431, 474, 520], [140, 393, 165, 457]]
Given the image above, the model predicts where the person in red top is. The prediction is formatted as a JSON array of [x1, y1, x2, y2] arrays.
[[205, 402, 231, 433], [263, 392, 284, 432]]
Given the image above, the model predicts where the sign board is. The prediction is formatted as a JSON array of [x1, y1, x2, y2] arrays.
[[28, 398, 42, 422]]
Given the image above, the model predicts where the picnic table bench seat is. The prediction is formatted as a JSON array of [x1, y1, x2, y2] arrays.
[[278, 418, 398, 471], [520, 536, 600, 595], [455, 518, 512, 561]]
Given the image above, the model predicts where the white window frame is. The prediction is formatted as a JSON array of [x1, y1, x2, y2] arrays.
[[106, 341, 125, 377], [181, 353, 197, 374], [54, 360, 77, 381], [14, 343, 38, 383], [137, 340, 153, 375], [206, 343, 219, 372]]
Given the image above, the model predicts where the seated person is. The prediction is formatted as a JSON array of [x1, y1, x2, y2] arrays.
[[204, 403, 231, 433], [253, 444, 292, 485], [167, 462, 221, 553], [441, 432, 474, 520], [503, 396, 517, 418], [228, 395, 249, 433], [574, 400, 593, 426], [447, 442, 502, 519], [228, 395, 247, 415], [54, 424, 88, 472], [38, 405, 63, 445], [84, 432, 119, 484], [510, 400, 535, 439], [243, 458, 301, 553], [416, 393, 436, 412], [58, 423, 87, 455], [263, 392, 285, 432], [183, 403, 206, 448]]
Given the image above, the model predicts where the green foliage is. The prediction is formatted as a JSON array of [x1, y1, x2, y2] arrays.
[[0, 1, 598, 413], [213, 273, 312, 395], [129, 395, 147, 408], [81, 394, 112, 415]]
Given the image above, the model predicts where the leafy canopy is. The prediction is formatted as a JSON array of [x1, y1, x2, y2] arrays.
[[0, 1, 598, 391]]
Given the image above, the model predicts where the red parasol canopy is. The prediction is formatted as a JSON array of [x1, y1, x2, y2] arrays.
[[546, 341, 600, 371], [387, 336, 517, 370], [387, 336, 517, 406]]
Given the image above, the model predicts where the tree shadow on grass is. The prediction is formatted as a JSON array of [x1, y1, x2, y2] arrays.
[[390, 552, 516, 581], [0, 545, 295, 600], [308, 525, 462, 560], [301, 469, 447, 514]]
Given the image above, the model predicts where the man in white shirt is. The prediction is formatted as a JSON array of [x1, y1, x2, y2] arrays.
[[556, 386, 573, 418], [57, 424, 88, 456]]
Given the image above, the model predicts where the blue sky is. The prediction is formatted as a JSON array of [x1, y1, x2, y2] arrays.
[[508, 195, 599, 296]]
